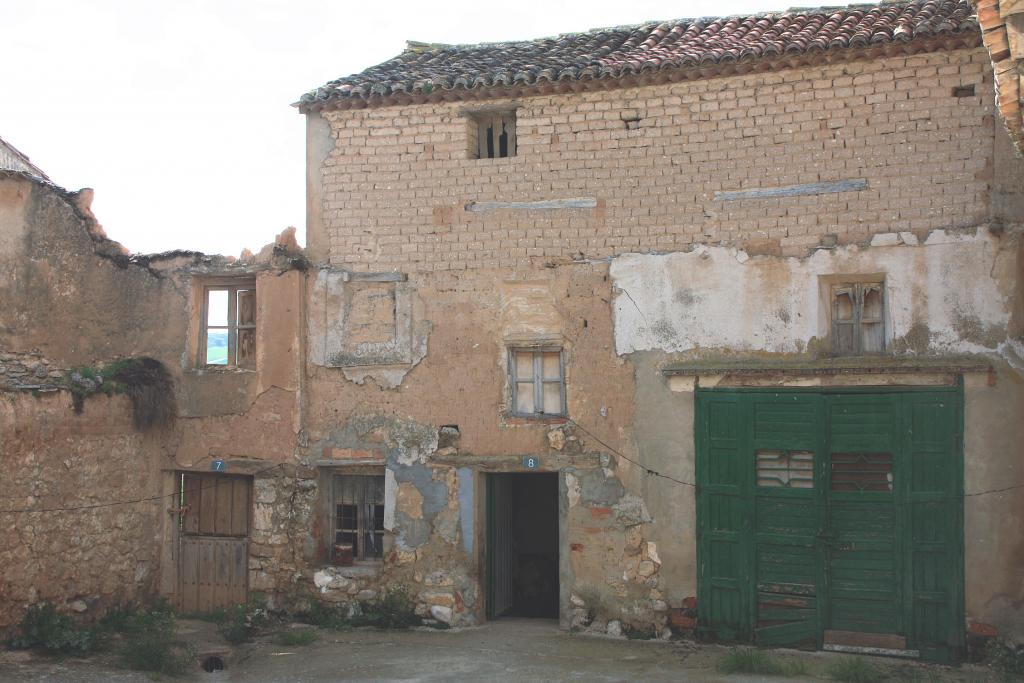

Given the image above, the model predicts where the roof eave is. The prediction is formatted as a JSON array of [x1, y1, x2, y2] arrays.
[[296, 30, 982, 115]]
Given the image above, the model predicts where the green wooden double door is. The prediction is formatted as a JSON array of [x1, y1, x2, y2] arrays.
[[696, 387, 964, 661]]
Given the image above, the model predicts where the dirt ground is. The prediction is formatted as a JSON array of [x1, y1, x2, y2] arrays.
[[0, 618, 1001, 682]]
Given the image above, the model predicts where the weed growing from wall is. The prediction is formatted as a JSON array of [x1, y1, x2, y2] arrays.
[[65, 357, 175, 429]]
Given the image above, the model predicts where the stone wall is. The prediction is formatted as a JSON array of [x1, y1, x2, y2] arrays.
[[0, 390, 164, 628], [314, 48, 995, 270]]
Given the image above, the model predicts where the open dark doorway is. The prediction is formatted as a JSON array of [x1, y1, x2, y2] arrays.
[[486, 472, 559, 619]]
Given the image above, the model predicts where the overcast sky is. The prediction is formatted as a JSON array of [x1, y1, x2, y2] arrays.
[[5, 0, 780, 256]]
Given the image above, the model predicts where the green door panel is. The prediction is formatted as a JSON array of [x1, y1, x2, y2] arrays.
[[750, 394, 823, 649], [696, 394, 751, 641], [903, 392, 964, 661], [695, 387, 963, 662], [825, 394, 902, 636]]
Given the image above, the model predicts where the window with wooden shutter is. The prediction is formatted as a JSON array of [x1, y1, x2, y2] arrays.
[[472, 111, 516, 159], [831, 282, 885, 355]]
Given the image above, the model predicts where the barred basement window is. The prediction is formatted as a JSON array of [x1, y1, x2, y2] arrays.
[[509, 348, 565, 418], [472, 111, 516, 159], [332, 474, 385, 562], [201, 282, 256, 367], [831, 282, 884, 355]]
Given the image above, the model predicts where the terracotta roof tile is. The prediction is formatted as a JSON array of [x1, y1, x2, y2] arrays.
[[298, 0, 978, 111]]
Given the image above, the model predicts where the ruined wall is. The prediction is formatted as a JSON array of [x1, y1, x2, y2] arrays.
[[313, 48, 994, 269], [0, 173, 303, 628]]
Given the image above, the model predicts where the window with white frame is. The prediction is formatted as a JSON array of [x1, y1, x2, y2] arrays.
[[509, 348, 566, 418], [201, 282, 256, 367]]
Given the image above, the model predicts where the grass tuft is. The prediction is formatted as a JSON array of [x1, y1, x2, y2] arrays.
[[275, 628, 319, 647], [826, 656, 886, 682], [717, 648, 807, 677]]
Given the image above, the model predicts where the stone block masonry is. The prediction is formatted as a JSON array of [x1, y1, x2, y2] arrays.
[[319, 48, 995, 271]]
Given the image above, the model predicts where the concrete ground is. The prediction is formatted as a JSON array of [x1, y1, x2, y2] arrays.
[[0, 618, 998, 682]]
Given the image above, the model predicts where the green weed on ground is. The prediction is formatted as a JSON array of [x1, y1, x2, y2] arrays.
[[717, 648, 808, 677], [275, 628, 319, 647], [8, 603, 99, 656], [826, 656, 886, 682], [213, 597, 271, 644], [102, 600, 195, 677]]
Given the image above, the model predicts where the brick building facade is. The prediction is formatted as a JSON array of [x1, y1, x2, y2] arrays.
[[2, 0, 1022, 663]]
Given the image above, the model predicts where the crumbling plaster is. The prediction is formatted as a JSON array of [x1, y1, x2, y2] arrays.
[[610, 227, 1021, 365]]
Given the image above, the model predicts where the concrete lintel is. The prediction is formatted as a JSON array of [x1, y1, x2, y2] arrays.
[[661, 357, 991, 377], [714, 178, 868, 201], [430, 452, 601, 470], [340, 270, 407, 282], [465, 197, 597, 212]]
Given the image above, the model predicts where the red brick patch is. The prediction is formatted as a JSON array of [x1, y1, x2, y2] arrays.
[[327, 447, 382, 460], [968, 622, 998, 638], [589, 507, 612, 520]]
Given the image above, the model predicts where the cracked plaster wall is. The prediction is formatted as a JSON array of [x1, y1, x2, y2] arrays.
[[611, 227, 1021, 364]]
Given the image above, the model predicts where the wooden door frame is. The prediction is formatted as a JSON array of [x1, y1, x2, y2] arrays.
[[168, 470, 253, 612]]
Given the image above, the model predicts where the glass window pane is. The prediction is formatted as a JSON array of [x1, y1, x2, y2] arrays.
[[542, 382, 562, 414], [237, 289, 256, 326], [207, 290, 229, 326], [206, 330, 229, 365], [515, 382, 535, 413], [542, 352, 561, 380], [514, 352, 534, 380]]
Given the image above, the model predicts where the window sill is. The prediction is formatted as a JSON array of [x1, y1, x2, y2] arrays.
[[504, 415, 569, 426], [187, 366, 257, 375]]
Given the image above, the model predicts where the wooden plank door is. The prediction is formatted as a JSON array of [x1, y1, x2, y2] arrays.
[[824, 394, 904, 643], [177, 472, 251, 613], [749, 393, 824, 648], [696, 393, 752, 641], [901, 391, 963, 661]]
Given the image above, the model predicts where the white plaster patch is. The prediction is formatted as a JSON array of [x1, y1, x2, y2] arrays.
[[383, 468, 397, 531], [646, 542, 661, 565], [394, 431, 437, 466], [610, 228, 1012, 357], [565, 471, 580, 508]]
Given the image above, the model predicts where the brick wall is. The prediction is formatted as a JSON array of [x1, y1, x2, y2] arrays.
[[317, 48, 995, 271]]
